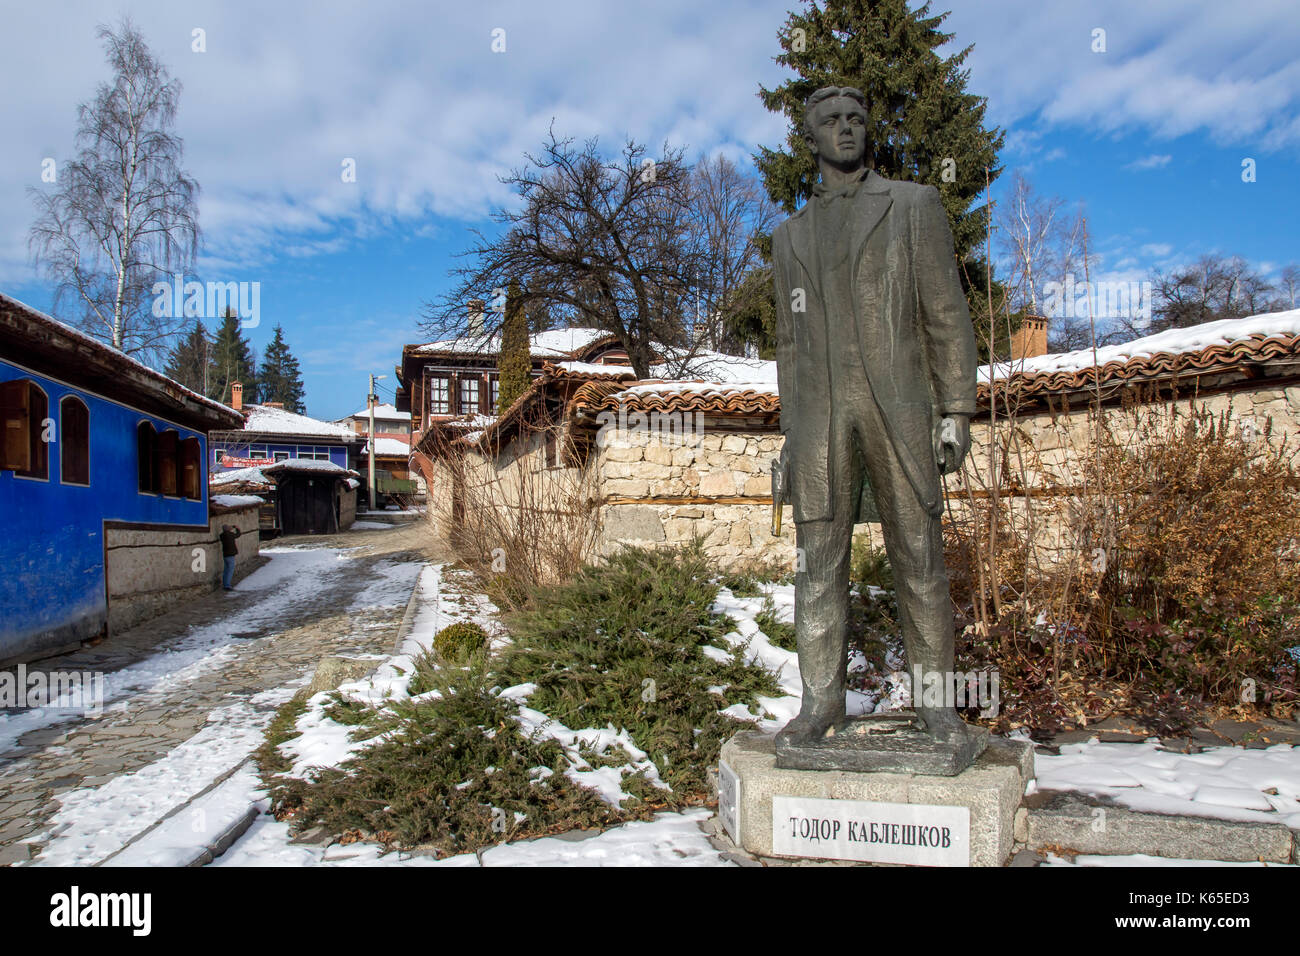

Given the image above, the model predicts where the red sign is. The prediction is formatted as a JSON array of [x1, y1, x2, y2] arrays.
[[221, 455, 275, 468]]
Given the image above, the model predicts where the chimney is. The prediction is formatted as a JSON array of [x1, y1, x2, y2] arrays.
[[230, 381, 243, 412], [467, 298, 486, 338], [1009, 316, 1048, 361]]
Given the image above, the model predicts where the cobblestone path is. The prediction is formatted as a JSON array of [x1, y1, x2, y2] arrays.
[[0, 521, 445, 865]]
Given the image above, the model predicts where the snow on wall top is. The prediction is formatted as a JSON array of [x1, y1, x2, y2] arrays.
[[241, 404, 359, 439], [981, 308, 1300, 381]]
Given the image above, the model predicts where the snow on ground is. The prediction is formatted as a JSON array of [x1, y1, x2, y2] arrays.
[[1033, 737, 1300, 828], [347, 558, 423, 612], [349, 520, 398, 530], [0, 547, 352, 756], [215, 807, 725, 867], [32, 691, 294, 866], [1043, 852, 1290, 867]]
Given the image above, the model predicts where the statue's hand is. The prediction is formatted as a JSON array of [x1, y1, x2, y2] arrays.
[[935, 414, 970, 475]]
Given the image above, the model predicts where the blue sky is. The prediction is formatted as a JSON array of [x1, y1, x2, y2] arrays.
[[2, 0, 1297, 420]]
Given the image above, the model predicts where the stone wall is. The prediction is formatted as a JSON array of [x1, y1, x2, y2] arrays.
[[105, 503, 261, 633], [595, 426, 797, 568], [425, 380, 1300, 574]]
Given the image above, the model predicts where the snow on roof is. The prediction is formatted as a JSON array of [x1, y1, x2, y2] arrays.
[[262, 458, 351, 476], [614, 351, 779, 399], [363, 437, 412, 457], [982, 308, 1300, 381], [415, 327, 612, 358], [556, 361, 636, 376], [651, 350, 779, 386], [0, 292, 241, 425], [210, 465, 270, 486], [442, 414, 497, 429], [348, 402, 411, 421], [241, 404, 359, 439], [210, 494, 265, 509], [345, 477, 360, 490]]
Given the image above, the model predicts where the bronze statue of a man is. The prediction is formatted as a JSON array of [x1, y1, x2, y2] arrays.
[[771, 86, 984, 771]]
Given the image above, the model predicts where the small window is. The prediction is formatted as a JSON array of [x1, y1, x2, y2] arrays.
[[249, 444, 268, 458], [179, 437, 201, 500], [60, 396, 89, 485], [429, 376, 450, 414], [490, 377, 500, 411], [2, 379, 49, 479], [459, 377, 480, 415], [138, 422, 158, 493], [274, 451, 289, 462]]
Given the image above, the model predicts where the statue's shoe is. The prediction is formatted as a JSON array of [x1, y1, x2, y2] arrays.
[[775, 708, 843, 747], [916, 707, 983, 746]]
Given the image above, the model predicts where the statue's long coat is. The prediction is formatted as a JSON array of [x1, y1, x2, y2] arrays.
[[772, 170, 979, 522]]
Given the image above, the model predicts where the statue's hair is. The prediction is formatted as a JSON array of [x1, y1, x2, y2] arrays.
[[802, 86, 868, 136]]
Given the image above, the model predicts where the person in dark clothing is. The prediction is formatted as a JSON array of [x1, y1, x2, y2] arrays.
[[219, 525, 242, 590]]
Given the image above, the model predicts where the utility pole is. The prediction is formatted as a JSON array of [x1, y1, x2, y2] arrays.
[[368, 373, 377, 512]]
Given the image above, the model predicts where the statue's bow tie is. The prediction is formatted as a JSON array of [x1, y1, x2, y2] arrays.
[[812, 177, 867, 205]]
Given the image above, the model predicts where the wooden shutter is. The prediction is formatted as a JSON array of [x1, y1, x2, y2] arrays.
[[180, 437, 201, 499], [157, 430, 178, 496], [1, 380, 31, 472], [60, 396, 90, 485], [17, 385, 47, 479]]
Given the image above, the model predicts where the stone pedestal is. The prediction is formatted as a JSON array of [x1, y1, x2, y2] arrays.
[[719, 731, 1034, 867]]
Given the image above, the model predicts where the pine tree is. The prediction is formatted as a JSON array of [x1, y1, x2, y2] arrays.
[[259, 324, 306, 413], [212, 307, 258, 405], [756, 0, 1003, 278], [496, 281, 531, 414], [165, 318, 215, 395]]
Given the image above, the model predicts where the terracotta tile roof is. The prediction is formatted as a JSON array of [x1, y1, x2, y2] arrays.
[[979, 328, 1300, 404], [422, 313, 1300, 453], [569, 379, 780, 415]]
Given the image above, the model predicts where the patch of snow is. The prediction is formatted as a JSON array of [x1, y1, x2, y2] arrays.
[[211, 494, 264, 509], [982, 308, 1300, 381], [1035, 737, 1300, 828]]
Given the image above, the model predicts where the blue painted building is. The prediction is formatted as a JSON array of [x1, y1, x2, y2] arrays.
[[0, 293, 243, 664], [209, 392, 361, 475]]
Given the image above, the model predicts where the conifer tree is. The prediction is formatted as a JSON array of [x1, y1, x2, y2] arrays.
[[754, 0, 1008, 355], [212, 306, 258, 405], [165, 318, 215, 396], [259, 324, 306, 413], [496, 281, 531, 414]]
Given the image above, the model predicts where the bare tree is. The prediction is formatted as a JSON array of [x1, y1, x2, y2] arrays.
[[994, 171, 1096, 351], [686, 154, 779, 354], [1274, 263, 1299, 310], [1131, 254, 1282, 338], [28, 18, 199, 361], [422, 129, 701, 379]]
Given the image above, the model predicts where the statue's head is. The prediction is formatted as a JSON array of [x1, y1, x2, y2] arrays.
[[802, 86, 869, 172]]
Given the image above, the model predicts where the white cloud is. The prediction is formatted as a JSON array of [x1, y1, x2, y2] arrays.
[[1126, 153, 1172, 170]]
